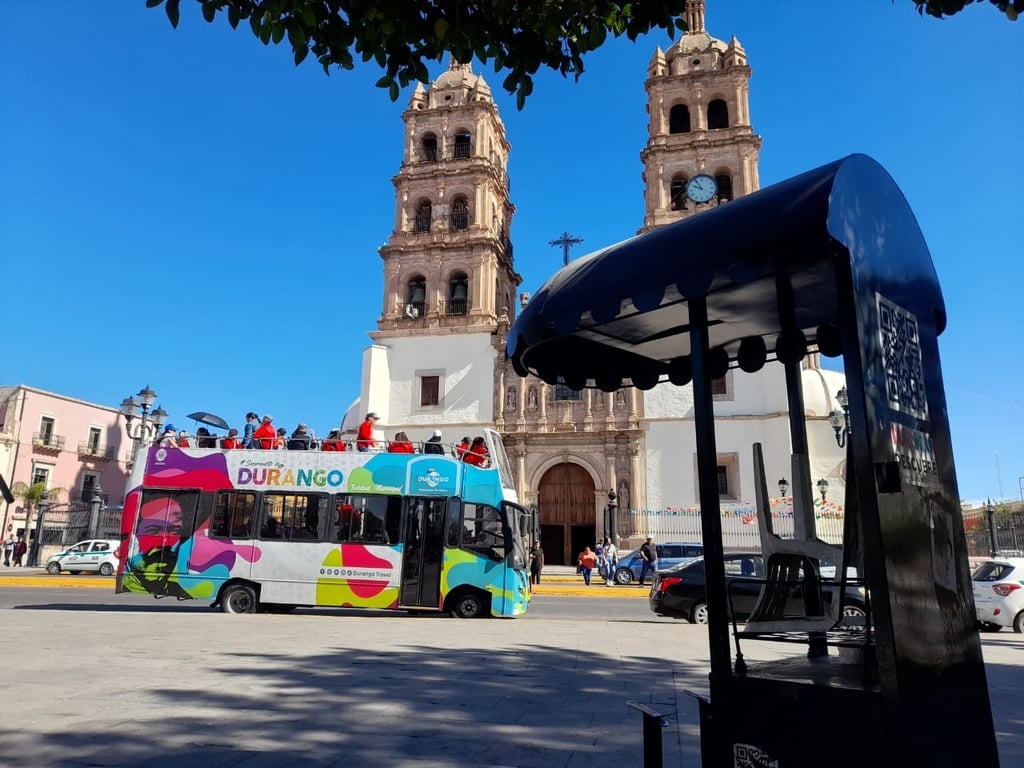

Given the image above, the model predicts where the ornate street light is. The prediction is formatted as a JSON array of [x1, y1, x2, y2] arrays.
[[828, 386, 850, 448], [778, 477, 790, 498], [606, 490, 618, 544], [817, 478, 830, 503], [119, 385, 167, 450]]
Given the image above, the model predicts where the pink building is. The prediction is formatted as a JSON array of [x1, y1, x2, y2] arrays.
[[0, 385, 132, 538]]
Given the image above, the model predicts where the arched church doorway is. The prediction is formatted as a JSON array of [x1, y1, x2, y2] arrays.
[[537, 463, 595, 565]]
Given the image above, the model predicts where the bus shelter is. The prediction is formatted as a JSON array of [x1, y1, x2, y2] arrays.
[[506, 155, 998, 767]]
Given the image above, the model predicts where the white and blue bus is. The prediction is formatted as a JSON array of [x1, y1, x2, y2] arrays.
[[117, 429, 531, 617]]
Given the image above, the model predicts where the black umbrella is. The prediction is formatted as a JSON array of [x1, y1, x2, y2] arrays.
[[186, 412, 230, 431]]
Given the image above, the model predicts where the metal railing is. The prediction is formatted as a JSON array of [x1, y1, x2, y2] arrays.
[[77, 442, 116, 460], [32, 432, 65, 450], [449, 211, 470, 230], [413, 214, 431, 233], [442, 298, 469, 316]]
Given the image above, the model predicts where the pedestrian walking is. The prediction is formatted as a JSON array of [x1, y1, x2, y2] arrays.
[[638, 536, 658, 586], [578, 546, 598, 586], [12, 535, 27, 567], [529, 541, 544, 585], [3, 532, 14, 566], [601, 536, 618, 586]]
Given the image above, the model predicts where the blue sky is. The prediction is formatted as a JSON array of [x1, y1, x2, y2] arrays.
[[2, 2, 1021, 503]]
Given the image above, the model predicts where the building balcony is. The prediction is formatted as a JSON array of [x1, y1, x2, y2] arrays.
[[32, 432, 65, 451], [77, 442, 116, 461], [440, 299, 469, 317]]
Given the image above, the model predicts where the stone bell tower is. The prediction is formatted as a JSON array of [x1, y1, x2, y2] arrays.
[[377, 60, 519, 334], [639, 0, 762, 233]]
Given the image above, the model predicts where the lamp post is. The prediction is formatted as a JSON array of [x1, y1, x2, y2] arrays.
[[88, 481, 104, 539], [26, 489, 49, 567], [778, 477, 789, 498], [606, 490, 618, 544], [828, 386, 850, 448], [119, 385, 167, 455], [816, 478, 829, 504]]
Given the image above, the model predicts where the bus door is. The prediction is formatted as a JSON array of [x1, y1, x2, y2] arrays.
[[399, 497, 446, 609]]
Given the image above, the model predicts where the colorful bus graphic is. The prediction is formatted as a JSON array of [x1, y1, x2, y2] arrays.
[[117, 430, 531, 618]]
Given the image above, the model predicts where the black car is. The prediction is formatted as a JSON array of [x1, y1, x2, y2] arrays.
[[648, 553, 867, 625]]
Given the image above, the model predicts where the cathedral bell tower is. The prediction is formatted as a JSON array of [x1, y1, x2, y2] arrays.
[[377, 60, 520, 335], [639, 0, 761, 233]]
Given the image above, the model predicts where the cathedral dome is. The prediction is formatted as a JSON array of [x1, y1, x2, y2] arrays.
[[431, 60, 493, 103], [801, 365, 847, 418]]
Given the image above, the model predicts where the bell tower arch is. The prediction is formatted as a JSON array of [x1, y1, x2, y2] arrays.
[[639, 0, 762, 234]]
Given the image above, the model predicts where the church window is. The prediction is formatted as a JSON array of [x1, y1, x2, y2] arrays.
[[446, 273, 469, 315], [450, 197, 470, 230], [420, 376, 440, 407], [711, 371, 733, 400], [670, 175, 688, 211], [421, 134, 438, 162], [715, 453, 740, 499], [405, 276, 426, 318], [707, 99, 729, 129], [453, 131, 471, 159], [669, 104, 691, 134], [414, 200, 432, 233], [553, 376, 582, 401], [715, 174, 733, 203]]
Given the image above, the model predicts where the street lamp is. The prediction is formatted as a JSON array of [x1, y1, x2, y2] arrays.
[[828, 386, 850, 448], [606, 490, 618, 544], [26, 489, 50, 567], [778, 477, 789, 498], [119, 385, 167, 449], [986, 499, 999, 557], [816, 478, 829, 504]]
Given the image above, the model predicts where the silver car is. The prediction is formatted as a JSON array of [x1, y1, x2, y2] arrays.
[[45, 539, 120, 576]]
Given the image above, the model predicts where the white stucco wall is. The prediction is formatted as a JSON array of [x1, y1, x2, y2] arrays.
[[359, 332, 497, 444]]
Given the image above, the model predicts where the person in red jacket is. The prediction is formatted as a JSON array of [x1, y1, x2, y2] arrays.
[[455, 436, 470, 460], [321, 429, 346, 451], [462, 436, 489, 467], [387, 431, 415, 453], [252, 415, 276, 449], [221, 428, 242, 449], [356, 412, 379, 452]]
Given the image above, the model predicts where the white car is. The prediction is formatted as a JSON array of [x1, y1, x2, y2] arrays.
[[972, 557, 1024, 633], [45, 539, 121, 576]]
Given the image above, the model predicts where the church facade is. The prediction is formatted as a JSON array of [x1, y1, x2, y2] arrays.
[[349, 1, 846, 565]]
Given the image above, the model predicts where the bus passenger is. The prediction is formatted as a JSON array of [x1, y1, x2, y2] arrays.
[[253, 415, 276, 449], [221, 428, 242, 449], [456, 436, 470, 460], [356, 412, 379, 452], [274, 428, 287, 449], [321, 429, 346, 451], [287, 423, 312, 450], [178, 431, 192, 448], [388, 431, 415, 453], [424, 429, 445, 455], [196, 427, 216, 448], [158, 425, 179, 448], [463, 436, 489, 467]]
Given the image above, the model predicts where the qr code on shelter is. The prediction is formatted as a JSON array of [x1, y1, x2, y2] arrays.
[[877, 293, 928, 420]]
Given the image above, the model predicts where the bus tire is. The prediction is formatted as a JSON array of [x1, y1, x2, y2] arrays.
[[221, 583, 259, 615], [450, 590, 487, 618]]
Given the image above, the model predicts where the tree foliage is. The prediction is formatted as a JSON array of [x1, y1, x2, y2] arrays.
[[146, 0, 1019, 107]]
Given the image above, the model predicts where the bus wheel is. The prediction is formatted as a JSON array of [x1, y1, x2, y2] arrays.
[[221, 583, 258, 615], [452, 592, 485, 618]]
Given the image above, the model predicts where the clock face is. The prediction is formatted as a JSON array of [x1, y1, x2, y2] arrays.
[[686, 174, 718, 204]]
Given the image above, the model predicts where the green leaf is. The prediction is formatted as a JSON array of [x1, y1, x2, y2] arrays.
[[434, 18, 449, 39], [272, 22, 285, 44], [165, 0, 180, 28], [201, 2, 216, 23], [294, 45, 309, 65], [374, 75, 392, 88], [388, 81, 400, 101], [227, 4, 240, 28], [145, 0, 163, 8]]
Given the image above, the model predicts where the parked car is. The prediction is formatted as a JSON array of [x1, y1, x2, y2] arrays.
[[45, 539, 121, 576], [613, 542, 703, 584], [972, 557, 1024, 633], [648, 553, 867, 625]]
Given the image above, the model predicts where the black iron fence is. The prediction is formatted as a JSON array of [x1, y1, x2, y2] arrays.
[[37, 502, 123, 548], [964, 508, 1024, 558]]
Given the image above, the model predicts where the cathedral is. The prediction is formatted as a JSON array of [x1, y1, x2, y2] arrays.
[[345, 0, 846, 565]]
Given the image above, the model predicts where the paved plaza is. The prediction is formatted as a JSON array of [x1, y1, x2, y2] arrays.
[[0, 581, 1021, 768]]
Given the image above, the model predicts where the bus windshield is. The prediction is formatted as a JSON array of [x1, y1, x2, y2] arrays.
[[117, 441, 530, 619]]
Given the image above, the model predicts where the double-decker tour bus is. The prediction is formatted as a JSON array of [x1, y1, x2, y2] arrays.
[[116, 429, 531, 618]]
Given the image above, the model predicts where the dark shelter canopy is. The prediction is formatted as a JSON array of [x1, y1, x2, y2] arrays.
[[507, 153, 945, 385], [508, 154, 999, 767]]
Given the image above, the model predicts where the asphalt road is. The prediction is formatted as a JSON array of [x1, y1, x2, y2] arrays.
[[1, 583, 1021, 768]]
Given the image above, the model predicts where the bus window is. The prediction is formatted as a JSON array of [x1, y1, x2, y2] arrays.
[[261, 493, 329, 541], [137, 489, 200, 540], [445, 497, 463, 547], [335, 495, 401, 544], [461, 503, 505, 561], [212, 492, 258, 539]]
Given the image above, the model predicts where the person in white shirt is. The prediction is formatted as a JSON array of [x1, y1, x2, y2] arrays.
[[601, 536, 618, 586]]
